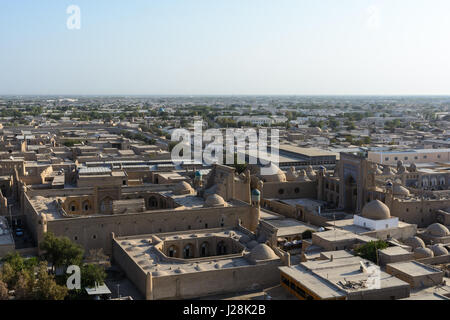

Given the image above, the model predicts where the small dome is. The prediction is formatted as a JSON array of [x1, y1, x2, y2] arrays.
[[429, 244, 448, 257], [296, 169, 310, 182], [382, 166, 396, 176], [414, 247, 434, 259], [408, 163, 417, 172], [194, 264, 205, 271], [173, 181, 194, 195], [426, 223, 450, 237], [397, 165, 406, 174], [404, 236, 425, 249], [248, 244, 278, 261], [306, 166, 317, 180], [393, 184, 410, 197], [203, 194, 227, 208], [361, 200, 391, 220], [286, 167, 298, 181]]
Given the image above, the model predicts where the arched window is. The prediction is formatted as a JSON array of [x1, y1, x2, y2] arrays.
[[183, 244, 194, 259], [69, 201, 78, 212], [217, 241, 227, 255], [82, 200, 90, 212], [168, 245, 177, 258], [201, 242, 209, 257], [431, 177, 437, 186]]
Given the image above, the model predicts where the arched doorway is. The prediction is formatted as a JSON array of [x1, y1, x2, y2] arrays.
[[100, 197, 113, 213], [148, 196, 158, 209]]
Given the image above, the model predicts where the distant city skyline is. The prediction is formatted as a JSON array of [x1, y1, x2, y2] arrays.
[[1, 0, 450, 95]]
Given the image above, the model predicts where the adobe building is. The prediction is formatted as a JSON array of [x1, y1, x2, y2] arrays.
[[21, 164, 262, 255], [112, 227, 285, 300], [279, 252, 411, 300]]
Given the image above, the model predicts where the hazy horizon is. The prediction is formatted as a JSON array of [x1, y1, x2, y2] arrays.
[[2, 0, 450, 96]]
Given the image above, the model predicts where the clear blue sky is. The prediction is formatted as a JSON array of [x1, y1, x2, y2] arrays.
[[1, 0, 450, 95]]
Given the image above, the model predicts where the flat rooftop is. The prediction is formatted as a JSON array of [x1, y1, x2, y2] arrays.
[[278, 145, 339, 158], [277, 198, 326, 208], [379, 246, 412, 257], [387, 261, 443, 277], [282, 253, 410, 297], [279, 265, 346, 300], [264, 219, 319, 237], [114, 229, 265, 277]]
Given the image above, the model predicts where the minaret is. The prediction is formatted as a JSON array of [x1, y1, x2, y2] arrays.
[[193, 170, 203, 190], [249, 189, 261, 232]]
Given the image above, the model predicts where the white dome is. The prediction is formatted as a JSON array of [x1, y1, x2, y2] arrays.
[[361, 200, 391, 220]]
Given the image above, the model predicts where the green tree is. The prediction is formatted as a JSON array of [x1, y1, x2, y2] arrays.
[[33, 262, 68, 300], [40, 232, 84, 272], [14, 270, 35, 300], [0, 279, 8, 300], [81, 264, 107, 288], [354, 240, 388, 264], [0, 253, 38, 288]]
